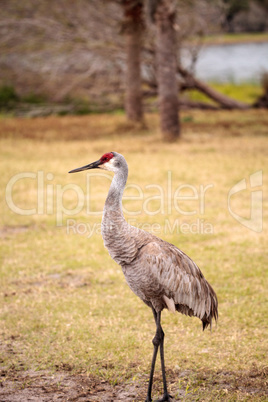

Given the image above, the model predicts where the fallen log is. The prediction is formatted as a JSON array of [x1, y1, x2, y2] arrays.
[[177, 65, 250, 110], [142, 90, 219, 110], [178, 99, 219, 110], [142, 43, 251, 110], [143, 71, 250, 110]]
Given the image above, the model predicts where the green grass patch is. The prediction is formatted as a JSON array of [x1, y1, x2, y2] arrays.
[[201, 32, 268, 45], [187, 82, 262, 105]]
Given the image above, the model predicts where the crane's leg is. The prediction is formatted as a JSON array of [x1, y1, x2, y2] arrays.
[[157, 319, 172, 402], [145, 309, 172, 402], [145, 308, 159, 402]]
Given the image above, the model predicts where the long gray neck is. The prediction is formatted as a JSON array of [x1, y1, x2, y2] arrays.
[[101, 155, 150, 266], [104, 165, 128, 213]]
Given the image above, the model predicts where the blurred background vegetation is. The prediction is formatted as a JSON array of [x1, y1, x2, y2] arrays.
[[0, 0, 267, 130]]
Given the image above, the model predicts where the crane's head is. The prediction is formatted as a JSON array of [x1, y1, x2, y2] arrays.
[[69, 152, 123, 174]]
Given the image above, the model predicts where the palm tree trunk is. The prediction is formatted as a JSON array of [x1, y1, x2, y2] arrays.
[[123, 0, 144, 123], [155, 0, 180, 141]]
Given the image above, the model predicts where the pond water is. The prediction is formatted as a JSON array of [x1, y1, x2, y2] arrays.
[[182, 42, 268, 83]]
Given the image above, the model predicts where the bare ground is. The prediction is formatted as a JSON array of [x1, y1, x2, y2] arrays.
[[0, 365, 267, 401], [0, 369, 144, 401]]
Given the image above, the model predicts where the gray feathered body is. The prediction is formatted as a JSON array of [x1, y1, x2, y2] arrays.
[[101, 153, 218, 329]]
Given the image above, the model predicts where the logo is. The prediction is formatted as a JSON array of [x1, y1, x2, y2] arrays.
[[228, 171, 263, 233]]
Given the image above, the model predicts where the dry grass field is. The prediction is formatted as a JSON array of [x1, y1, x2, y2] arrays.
[[0, 110, 267, 401]]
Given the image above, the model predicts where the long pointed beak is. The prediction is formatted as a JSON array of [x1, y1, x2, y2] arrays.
[[68, 159, 101, 173]]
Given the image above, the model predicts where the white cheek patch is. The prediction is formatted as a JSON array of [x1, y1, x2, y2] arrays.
[[101, 159, 115, 171]]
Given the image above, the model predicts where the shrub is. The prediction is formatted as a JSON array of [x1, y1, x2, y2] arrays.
[[0, 85, 19, 107]]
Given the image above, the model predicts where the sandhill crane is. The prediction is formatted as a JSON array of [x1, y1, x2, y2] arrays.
[[69, 152, 218, 402]]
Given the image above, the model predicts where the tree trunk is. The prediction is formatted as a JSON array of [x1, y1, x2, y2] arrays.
[[123, 0, 144, 123], [155, 0, 180, 141]]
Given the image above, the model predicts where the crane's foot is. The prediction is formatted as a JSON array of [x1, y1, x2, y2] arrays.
[[155, 393, 173, 401]]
